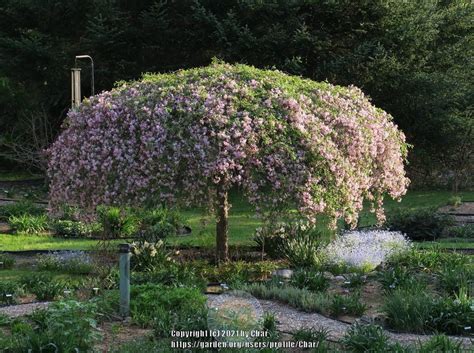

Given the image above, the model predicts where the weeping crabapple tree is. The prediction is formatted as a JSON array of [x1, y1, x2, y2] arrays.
[[47, 62, 409, 262]]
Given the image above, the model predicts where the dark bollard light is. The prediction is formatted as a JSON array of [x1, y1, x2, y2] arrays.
[[119, 243, 132, 318]]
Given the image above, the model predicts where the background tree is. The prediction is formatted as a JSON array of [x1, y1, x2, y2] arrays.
[[47, 63, 409, 261], [1, 0, 471, 188]]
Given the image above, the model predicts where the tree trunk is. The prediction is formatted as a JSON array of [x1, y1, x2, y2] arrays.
[[216, 187, 229, 263]]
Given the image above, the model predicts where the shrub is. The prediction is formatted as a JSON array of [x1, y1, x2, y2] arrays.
[[342, 323, 390, 353], [0, 253, 15, 269], [137, 207, 184, 242], [324, 230, 411, 272], [447, 196, 462, 207], [0, 200, 44, 221], [8, 214, 49, 234], [386, 208, 455, 241], [329, 293, 366, 317], [130, 240, 172, 272], [96, 205, 138, 239], [290, 269, 330, 292], [51, 219, 101, 238], [446, 224, 474, 239]]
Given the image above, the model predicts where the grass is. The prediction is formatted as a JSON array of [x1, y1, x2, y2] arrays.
[[0, 190, 473, 251], [0, 170, 43, 182], [0, 234, 105, 251]]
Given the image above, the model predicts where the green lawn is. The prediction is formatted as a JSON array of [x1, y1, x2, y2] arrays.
[[0, 170, 43, 181], [0, 190, 473, 251]]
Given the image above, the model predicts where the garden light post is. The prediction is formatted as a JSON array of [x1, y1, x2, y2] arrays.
[[119, 243, 131, 318], [71, 55, 94, 108]]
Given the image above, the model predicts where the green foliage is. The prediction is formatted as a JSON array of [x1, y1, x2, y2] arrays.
[[137, 207, 185, 242], [129, 284, 207, 336], [19, 272, 64, 300], [51, 219, 101, 238], [292, 327, 329, 351], [0, 200, 44, 221], [132, 262, 205, 289], [196, 260, 279, 285], [0, 253, 15, 269], [111, 338, 164, 353], [8, 214, 49, 234], [378, 265, 426, 293], [0, 1, 472, 182], [37, 253, 94, 275], [262, 312, 279, 341], [388, 247, 469, 273], [96, 205, 138, 239], [243, 282, 330, 314], [0, 280, 23, 304], [417, 334, 463, 353], [437, 263, 473, 296], [1, 301, 101, 352], [281, 231, 325, 268], [447, 224, 474, 239], [383, 288, 474, 335], [447, 196, 462, 207], [290, 269, 330, 292], [342, 323, 390, 353], [386, 208, 455, 241], [329, 293, 366, 317], [342, 273, 366, 289]]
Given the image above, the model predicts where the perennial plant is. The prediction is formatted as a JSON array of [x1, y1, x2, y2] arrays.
[[324, 230, 411, 272]]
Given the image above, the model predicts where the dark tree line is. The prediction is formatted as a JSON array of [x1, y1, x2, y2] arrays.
[[0, 0, 472, 188]]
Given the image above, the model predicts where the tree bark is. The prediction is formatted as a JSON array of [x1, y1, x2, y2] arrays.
[[216, 187, 229, 263]]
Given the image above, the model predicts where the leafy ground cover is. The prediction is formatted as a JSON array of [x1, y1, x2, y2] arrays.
[[1, 240, 472, 352]]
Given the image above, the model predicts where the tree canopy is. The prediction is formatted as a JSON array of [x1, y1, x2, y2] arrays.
[[47, 62, 409, 260]]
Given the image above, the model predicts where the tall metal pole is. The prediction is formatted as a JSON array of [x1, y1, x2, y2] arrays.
[[119, 243, 131, 318]]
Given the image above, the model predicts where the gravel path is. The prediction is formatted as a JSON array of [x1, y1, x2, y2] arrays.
[[207, 295, 473, 349], [0, 302, 51, 318], [259, 300, 474, 348], [2, 297, 472, 350]]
